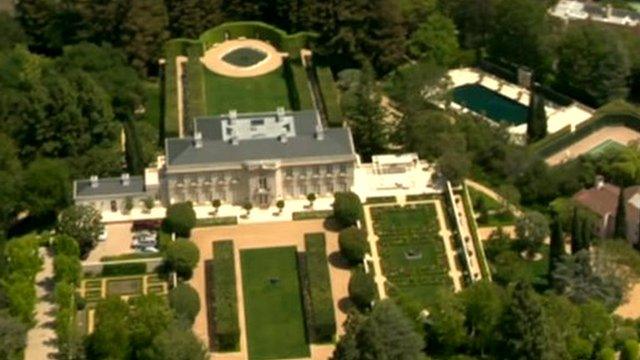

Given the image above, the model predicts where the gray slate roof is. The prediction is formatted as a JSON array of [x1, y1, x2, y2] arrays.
[[75, 176, 146, 198], [167, 110, 355, 167]]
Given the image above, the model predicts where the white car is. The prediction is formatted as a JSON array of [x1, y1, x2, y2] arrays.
[[140, 246, 159, 253], [98, 228, 108, 242]]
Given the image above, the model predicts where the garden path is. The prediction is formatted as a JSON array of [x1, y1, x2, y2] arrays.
[[24, 248, 57, 360], [362, 205, 389, 299]]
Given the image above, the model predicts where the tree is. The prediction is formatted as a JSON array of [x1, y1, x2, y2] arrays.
[[144, 320, 208, 360], [2, 273, 37, 324], [21, 158, 71, 217], [124, 196, 134, 214], [57, 205, 103, 258], [426, 290, 468, 354], [119, 0, 169, 74], [332, 300, 424, 359], [407, 13, 460, 66], [307, 193, 316, 209], [68, 145, 123, 178], [339, 67, 387, 161], [3, 235, 42, 278], [615, 188, 627, 239], [437, 150, 471, 185], [243, 202, 253, 217], [0, 312, 28, 360], [515, 211, 550, 259], [548, 213, 566, 288], [348, 269, 376, 310], [571, 207, 583, 254], [501, 282, 566, 360], [581, 218, 592, 250], [526, 92, 547, 143], [276, 199, 285, 214], [53, 235, 80, 258], [556, 24, 630, 106], [143, 197, 155, 214], [333, 192, 363, 227], [53, 255, 82, 285], [164, 240, 200, 280], [212, 199, 221, 215], [128, 294, 173, 358], [487, 0, 551, 76], [165, 0, 223, 38], [168, 284, 201, 324], [460, 281, 505, 354], [163, 202, 196, 238], [0, 133, 22, 235], [85, 297, 131, 360], [552, 251, 624, 308], [0, 11, 27, 51], [338, 227, 369, 264]]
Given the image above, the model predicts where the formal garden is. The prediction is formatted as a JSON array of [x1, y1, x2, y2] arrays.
[[370, 204, 453, 307], [207, 234, 336, 359]]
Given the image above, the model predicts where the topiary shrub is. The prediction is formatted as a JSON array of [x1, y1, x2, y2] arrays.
[[597, 347, 616, 360], [168, 283, 201, 323], [164, 240, 200, 280], [348, 268, 376, 310], [54, 235, 80, 258], [101, 262, 147, 276], [338, 227, 369, 264], [163, 202, 196, 237], [622, 340, 639, 360], [333, 192, 363, 227]]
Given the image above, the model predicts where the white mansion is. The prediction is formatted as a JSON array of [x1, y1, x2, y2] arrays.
[[73, 109, 359, 212]]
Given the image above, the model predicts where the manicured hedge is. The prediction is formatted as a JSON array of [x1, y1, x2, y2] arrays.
[[184, 43, 207, 133], [290, 61, 314, 110], [316, 67, 342, 127], [198, 22, 316, 59], [303, 233, 336, 343], [365, 196, 397, 204], [462, 184, 491, 280], [333, 192, 364, 227], [101, 262, 147, 277], [195, 216, 238, 227], [283, 59, 301, 110], [209, 241, 240, 351], [338, 227, 369, 264], [292, 210, 333, 221], [348, 268, 376, 310]]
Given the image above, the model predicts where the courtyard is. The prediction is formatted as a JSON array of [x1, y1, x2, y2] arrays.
[[189, 219, 350, 360]]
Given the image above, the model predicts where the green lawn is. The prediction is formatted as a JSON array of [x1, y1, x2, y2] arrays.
[[588, 139, 626, 157], [371, 204, 452, 307], [468, 187, 516, 226], [204, 67, 292, 115], [240, 247, 309, 360]]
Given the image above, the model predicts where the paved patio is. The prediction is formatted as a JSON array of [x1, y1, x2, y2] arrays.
[[85, 222, 134, 263], [189, 219, 351, 360]]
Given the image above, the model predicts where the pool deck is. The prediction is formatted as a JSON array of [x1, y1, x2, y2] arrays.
[[447, 68, 594, 136]]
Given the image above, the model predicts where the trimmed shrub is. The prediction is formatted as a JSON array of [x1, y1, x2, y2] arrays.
[[54, 255, 82, 285], [622, 340, 639, 360], [348, 268, 376, 310], [597, 348, 616, 360], [54, 235, 80, 258], [164, 240, 200, 280], [303, 233, 336, 343], [338, 227, 369, 264], [168, 283, 200, 323], [101, 262, 147, 276], [209, 241, 240, 351], [333, 191, 363, 227], [163, 202, 197, 237]]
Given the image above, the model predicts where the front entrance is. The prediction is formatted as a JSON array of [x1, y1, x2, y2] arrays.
[[258, 193, 270, 207]]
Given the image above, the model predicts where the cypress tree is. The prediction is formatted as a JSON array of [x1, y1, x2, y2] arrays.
[[571, 207, 583, 254], [614, 188, 627, 239], [548, 213, 565, 286], [526, 91, 547, 143], [581, 218, 592, 250]]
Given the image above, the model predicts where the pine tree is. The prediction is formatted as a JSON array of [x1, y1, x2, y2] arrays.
[[571, 207, 583, 254], [526, 91, 547, 143], [548, 213, 565, 286], [614, 188, 627, 239]]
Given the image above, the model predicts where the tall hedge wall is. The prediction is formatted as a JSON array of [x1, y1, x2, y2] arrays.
[[209, 241, 240, 351], [198, 21, 316, 59], [316, 67, 343, 127], [303, 233, 336, 343], [290, 60, 314, 110]]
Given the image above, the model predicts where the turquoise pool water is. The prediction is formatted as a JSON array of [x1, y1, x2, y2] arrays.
[[452, 84, 528, 125]]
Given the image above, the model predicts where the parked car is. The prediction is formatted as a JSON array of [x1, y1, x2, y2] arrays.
[[139, 246, 159, 253], [132, 220, 161, 231]]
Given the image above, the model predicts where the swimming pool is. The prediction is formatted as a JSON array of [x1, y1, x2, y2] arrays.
[[452, 84, 529, 125]]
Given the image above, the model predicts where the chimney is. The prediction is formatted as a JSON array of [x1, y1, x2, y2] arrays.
[[194, 131, 203, 149], [230, 136, 239, 146], [606, 4, 613, 18], [279, 133, 288, 144], [595, 175, 605, 190], [121, 173, 130, 187], [90, 175, 99, 188], [315, 124, 324, 141], [228, 109, 237, 125]]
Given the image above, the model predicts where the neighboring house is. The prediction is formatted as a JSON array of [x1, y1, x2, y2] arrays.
[[74, 108, 359, 211], [550, 0, 640, 27], [572, 176, 640, 243]]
